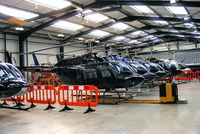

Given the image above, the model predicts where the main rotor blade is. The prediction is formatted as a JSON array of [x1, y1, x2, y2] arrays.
[[20, 41, 84, 55]]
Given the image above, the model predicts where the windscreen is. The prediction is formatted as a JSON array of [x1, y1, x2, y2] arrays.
[[0, 64, 15, 81], [5, 63, 24, 80]]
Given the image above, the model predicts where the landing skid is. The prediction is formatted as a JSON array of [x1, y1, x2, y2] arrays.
[[0, 97, 30, 111]]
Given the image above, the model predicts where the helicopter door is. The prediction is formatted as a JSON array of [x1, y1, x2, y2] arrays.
[[83, 65, 98, 79], [99, 65, 112, 78]]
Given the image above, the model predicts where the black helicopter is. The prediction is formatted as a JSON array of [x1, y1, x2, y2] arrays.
[[21, 53, 144, 90], [121, 57, 157, 83], [103, 55, 158, 83], [0, 63, 29, 99], [147, 58, 185, 76]]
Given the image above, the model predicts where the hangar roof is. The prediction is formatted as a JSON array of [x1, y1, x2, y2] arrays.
[[0, 0, 200, 50]]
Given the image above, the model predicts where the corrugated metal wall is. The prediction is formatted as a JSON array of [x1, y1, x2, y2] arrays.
[[139, 51, 200, 64]]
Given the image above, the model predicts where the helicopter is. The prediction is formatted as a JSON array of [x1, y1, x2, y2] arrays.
[[21, 53, 145, 90], [0, 63, 29, 99], [147, 58, 185, 76], [103, 55, 158, 83], [121, 57, 157, 83]]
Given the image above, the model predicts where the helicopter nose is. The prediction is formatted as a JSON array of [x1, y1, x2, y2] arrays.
[[155, 71, 167, 79], [130, 75, 144, 87], [171, 70, 182, 76], [143, 72, 157, 82]]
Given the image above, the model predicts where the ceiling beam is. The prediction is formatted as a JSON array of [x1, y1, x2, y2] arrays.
[[88, 1, 200, 8], [121, 16, 200, 23], [135, 47, 200, 55]]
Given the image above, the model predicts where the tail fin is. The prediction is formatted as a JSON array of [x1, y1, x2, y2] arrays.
[[56, 54, 61, 62], [32, 52, 39, 65], [5, 51, 12, 64]]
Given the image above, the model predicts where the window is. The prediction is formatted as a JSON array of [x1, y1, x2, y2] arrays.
[[83, 65, 97, 79], [99, 65, 111, 78]]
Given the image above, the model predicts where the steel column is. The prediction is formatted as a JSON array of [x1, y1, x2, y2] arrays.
[[3, 33, 6, 62], [19, 35, 26, 67]]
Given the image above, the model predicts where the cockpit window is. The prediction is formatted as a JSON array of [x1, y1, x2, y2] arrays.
[[110, 62, 122, 73], [83, 65, 97, 79], [111, 62, 134, 75], [0, 68, 6, 77], [99, 65, 111, 78], [0, 65, 15, 80], [5, 63, 24, 79]]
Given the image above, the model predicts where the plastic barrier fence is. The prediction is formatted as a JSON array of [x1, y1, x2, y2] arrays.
[[58, 85, 99, 113], [26, 85, 57, 110], [0, 85, 100, 113], [174, 71, 196, 81], [195, 71, 200, 80]]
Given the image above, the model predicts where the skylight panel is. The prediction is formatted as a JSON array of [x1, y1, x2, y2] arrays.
[[166, 6, 188, 15], [140, 43, 148, 45], [184, 22, 194, 28], [52, 21, 84, 31], [85, 13, 108, 22], [135, 41, 142, 44], [0, 4, 38, 20], [150, 37, 158, 40], [128, 40, 138, 44], [145, 35, 154, 39], [25, 0, 72, 10], [191, 32, 200, 35], [195, 36, 200, 38], [170, 30, 179, 33], [176, 35, 185, 37], [113, 36, 126, 41], [154, 39, 162, 42], [111, 22, 130, 30], [89, 30, 110, 37], [154, 20, 168, 25], [132, 31, 146, 36], [130, 5, 154, 14]]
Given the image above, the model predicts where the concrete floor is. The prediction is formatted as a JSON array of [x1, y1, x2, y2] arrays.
[[0, 82, 200, 134]]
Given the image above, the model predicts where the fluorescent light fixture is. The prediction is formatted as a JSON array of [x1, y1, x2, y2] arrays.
[[170, 0, 177, 4], [85, 13, 108, 22], [52, 21, 84, 31], [113, 36, 126, 41], [150, 37, 158, 40], [141, 43, 148, 45], [145, 35, 154, 39], [135, 41, 142, 44], [130, 5, 154, 14], [128, 40, 139, 44], [176, 35, 185, 37], [82, 9, 93, 14], [0, 4, 38, 20], [166, 6, 188, 15], [95, 40, 100, 43], [57, 34, 64, 37], [191, 32, 200, 35], [184, 23, 194, 28], [89, 30, 110, 37], [154, 20, 168, 25], [111, 22, 129, 30], [154, 39, 161, 42], [195, 36, 200, 38], [170, 30, 179, 33], [15, 27, 24, 31], [132, 31, 146, 36], [25, 0, 71, 10]]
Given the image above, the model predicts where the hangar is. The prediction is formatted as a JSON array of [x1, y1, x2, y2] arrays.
[[0, 0, 200, 134]]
